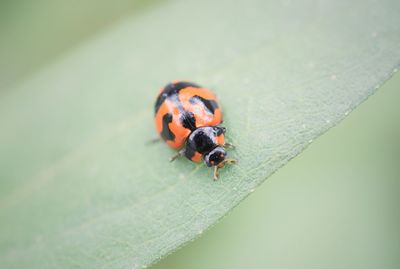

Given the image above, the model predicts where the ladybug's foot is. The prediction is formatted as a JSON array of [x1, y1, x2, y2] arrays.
[[223, 142, 235, 149], [170, 150, 185, 162]]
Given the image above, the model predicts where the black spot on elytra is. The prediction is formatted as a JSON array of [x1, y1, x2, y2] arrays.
[[189, 95, 219, 114], [161, 113, 175, 141], [181, 111, 196, 131], [154, 81, 200, 114]]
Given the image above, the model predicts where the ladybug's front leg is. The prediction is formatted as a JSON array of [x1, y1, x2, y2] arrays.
[[213, 158, 238, 181], [213, 166, 220, 181]]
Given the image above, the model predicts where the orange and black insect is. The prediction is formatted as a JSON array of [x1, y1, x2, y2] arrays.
[[154, 81, 236, 180]]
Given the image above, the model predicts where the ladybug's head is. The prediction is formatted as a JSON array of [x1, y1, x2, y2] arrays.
[[204, 146, 227, 167]]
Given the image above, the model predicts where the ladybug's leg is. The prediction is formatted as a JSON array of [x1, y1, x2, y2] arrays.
[[147, 137, 161, 145], [223, 158, 238, 165], [170, 149, 185, 162], [213, 166, 220, 181], [213, 159, 238, 180], [223, 142, 235, 149], [214, 159, 238, 181]]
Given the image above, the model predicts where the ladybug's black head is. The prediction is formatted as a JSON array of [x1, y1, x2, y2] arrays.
[[204, 146, 226, 167]]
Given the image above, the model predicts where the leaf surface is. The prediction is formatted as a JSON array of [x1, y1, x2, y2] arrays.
[[0, 0, 399, 268]]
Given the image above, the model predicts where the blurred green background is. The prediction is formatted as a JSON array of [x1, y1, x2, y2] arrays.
[[0, 0, 153, 90], [1, 1, 399, 268]]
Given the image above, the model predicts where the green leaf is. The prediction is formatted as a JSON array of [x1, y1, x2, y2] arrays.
[[0, 0, 399, 268]]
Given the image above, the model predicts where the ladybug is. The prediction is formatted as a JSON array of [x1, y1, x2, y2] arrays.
[[154, 81, 237, 180]]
